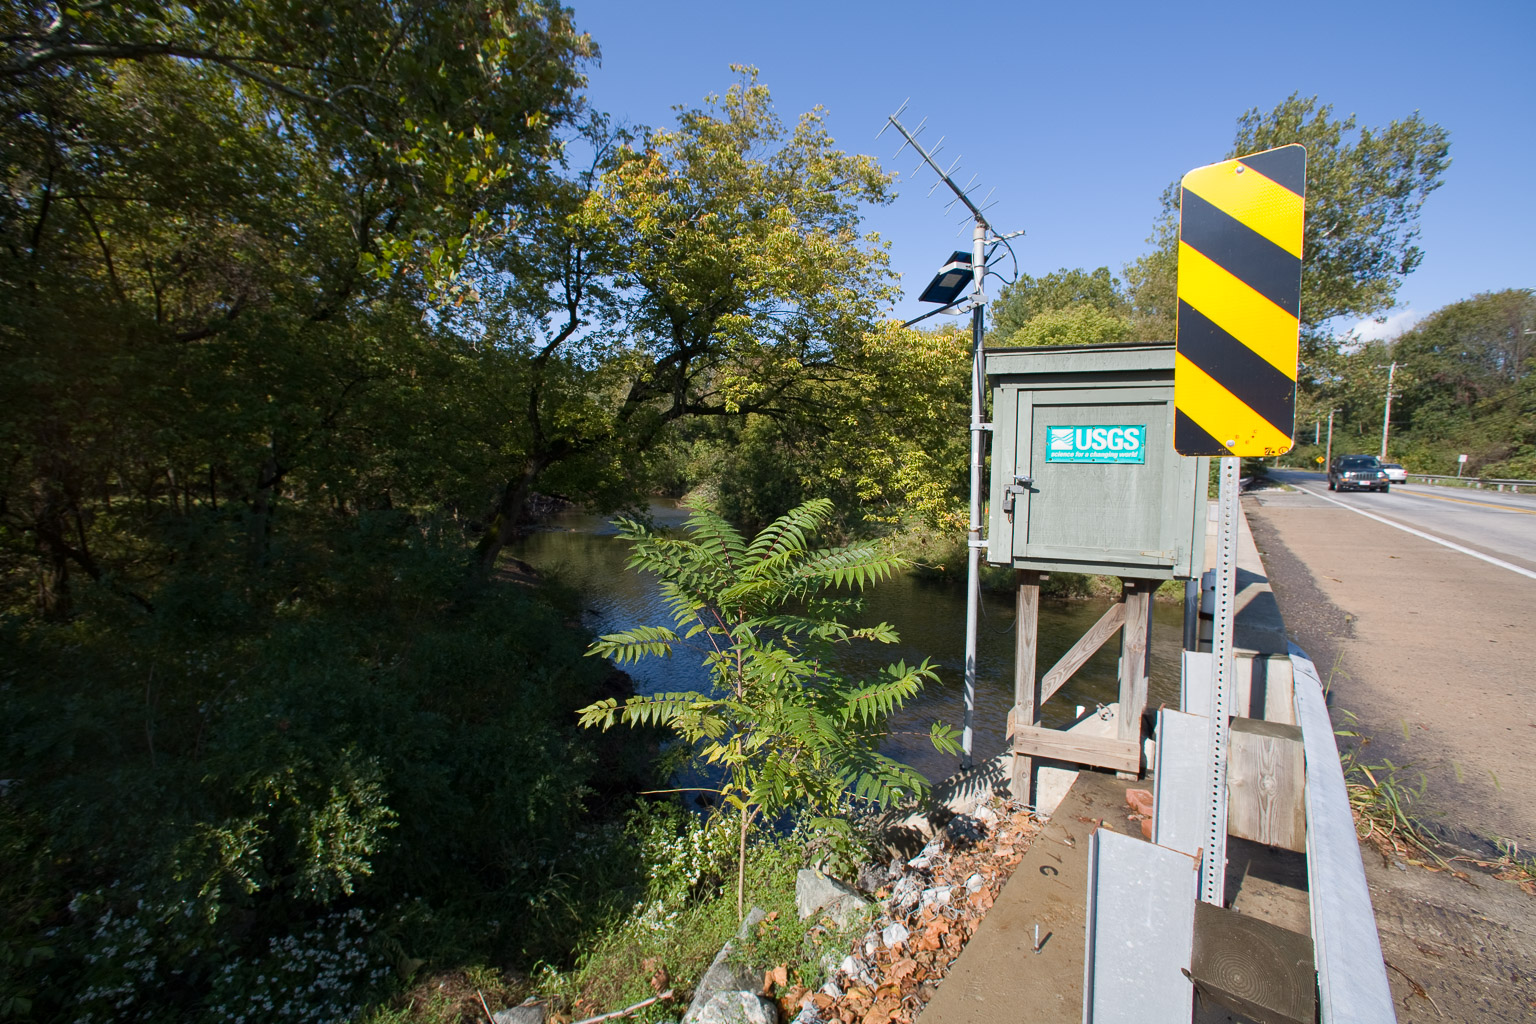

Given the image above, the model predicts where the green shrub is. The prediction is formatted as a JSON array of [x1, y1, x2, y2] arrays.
[[0, 518, 655, 1021], [579, 499, 958, 917]]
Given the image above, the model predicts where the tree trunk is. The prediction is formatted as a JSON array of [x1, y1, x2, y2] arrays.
[[38, 540, 71, 621], [476, 457, 545, 573], [248, 456, 281, 566]]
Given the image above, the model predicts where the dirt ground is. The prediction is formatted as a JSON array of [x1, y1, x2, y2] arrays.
[[1243, 491, 1536, 1021]]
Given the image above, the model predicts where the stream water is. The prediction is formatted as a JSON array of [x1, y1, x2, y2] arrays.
[[513, 501, 1183, 782]]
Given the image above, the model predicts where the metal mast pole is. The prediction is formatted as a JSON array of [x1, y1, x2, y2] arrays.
[[1379, 361, 1397, 460], [960, 221, 987, 769], [881, 107, 1016, 772]]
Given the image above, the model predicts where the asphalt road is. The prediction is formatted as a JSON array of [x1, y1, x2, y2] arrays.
[[1245, 471, 1536, 1021], [1265, 469, 1536, 574], [1241, 471, 1536, 853]]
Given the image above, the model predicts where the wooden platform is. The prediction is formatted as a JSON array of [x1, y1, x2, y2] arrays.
[[918, 771, 1137, 1024]]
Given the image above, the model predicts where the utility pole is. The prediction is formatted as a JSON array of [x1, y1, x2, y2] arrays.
[[1379, 361, 1397, 460], [1325, 409, 1336, 468], [882, 105, 1021, 771]]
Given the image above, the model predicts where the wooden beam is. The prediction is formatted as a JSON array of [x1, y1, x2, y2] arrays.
[[1040, 600, 1125, 705], [1013, 725, 1141, 773], [1117, 579, 1152, 745], [1010, 570, 1043, 802], [1189, 902, 1315, 1024], [1227, 718, 1307, 852]]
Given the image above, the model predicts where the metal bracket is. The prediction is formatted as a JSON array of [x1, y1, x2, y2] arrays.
[[967, 539, 989, 550]]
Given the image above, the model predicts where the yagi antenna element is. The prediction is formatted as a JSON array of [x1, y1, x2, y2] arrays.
[[883, 107, 990, 231]]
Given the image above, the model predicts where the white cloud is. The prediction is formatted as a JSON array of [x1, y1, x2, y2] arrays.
[[1338, 308, 1424, 345]]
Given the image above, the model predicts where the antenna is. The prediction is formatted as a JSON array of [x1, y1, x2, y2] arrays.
[[881, 102, 1027, 772], [882, 107, 1001, 232]]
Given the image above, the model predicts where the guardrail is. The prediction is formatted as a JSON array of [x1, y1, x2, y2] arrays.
[[1407, 474, 1535, 493]]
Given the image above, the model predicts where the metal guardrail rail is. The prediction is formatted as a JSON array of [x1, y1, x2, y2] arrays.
[[1289, 643, 1396, 1024], [1407, 473, 1535, 493]]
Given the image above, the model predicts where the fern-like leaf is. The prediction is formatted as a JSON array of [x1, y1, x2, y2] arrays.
[[743, 498, 833, 563], [587, 625, 682, 665]]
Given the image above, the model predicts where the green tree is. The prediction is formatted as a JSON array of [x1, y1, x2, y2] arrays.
[[1125, 95, 1451, 376], [577, 499, 958, 915], [1001, 305, 1134, 349], [988, 266, 1130, 345], [1387, 289, 1536, 473], [0, 0, 594, 615], [1234, 96, 1451, 330], [673, 319, 974, 534], [471, 67, 900, 568]]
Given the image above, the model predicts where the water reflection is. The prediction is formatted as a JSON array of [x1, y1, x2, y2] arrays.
[[514, 501, 1183, 783]]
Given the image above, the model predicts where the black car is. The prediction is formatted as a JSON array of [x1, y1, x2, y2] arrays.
[[1328, 454, 1390, 492]]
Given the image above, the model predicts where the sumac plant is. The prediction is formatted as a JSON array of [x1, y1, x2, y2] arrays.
[[578, 499, 959, 915]]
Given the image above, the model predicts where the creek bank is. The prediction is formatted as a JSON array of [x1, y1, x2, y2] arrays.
[[776, 799, 1041, 1024], [620, 757, 1037, 1024]]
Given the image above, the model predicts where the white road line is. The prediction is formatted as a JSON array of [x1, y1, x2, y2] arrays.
[[1288, 483, 1536, 582]]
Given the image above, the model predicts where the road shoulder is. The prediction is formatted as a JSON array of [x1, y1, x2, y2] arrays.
[[1243, 492, 1536, 1022]]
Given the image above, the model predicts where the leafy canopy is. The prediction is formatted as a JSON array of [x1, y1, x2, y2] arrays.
[[1124, 94, 1451, 358], [988, 266, 1131, 347]]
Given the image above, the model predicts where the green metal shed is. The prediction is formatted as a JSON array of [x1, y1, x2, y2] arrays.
[[987, 342, 1208, 580]]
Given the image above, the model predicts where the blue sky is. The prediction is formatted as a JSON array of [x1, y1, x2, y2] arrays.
[[565, 0, 1534, 338]]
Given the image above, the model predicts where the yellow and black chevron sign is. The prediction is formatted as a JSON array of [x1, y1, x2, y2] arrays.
[[1174, 144, 1306, 457]]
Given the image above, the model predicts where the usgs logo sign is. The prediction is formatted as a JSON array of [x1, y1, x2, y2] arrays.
[[1045, 424, 1147, 464]]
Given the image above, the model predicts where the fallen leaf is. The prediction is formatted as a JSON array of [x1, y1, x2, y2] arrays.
[[777, 984, 810, 1019], [764, 964, 788, 993], [641, 957, 668, 993], [916, 920, 949, 952]]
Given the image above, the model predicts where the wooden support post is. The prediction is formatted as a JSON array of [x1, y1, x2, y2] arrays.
[[1227, 718, 1307, 852], [1117, 579, 1152, 776], [1010, 569, 1042, 803], [1190, 902, 1316, 1024]]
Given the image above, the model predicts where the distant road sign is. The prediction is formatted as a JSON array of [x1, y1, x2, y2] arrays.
[[1174, 144, 1306, 457]]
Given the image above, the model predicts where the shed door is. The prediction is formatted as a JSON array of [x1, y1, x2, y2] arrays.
[[1011, 386, 1180, 569]]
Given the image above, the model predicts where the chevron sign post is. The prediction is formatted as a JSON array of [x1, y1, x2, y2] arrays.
[[1173, 144, 1305, 906]]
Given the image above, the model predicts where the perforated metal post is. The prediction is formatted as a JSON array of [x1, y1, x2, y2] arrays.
[[1202, 455, 1239, 905]]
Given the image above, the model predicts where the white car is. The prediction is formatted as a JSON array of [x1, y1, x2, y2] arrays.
[[1380, 462, 1407, 484]]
